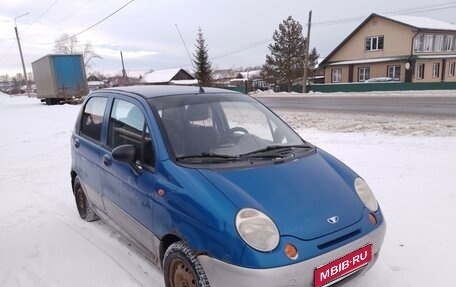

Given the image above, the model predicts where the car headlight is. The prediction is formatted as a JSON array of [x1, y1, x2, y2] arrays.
[[354, 177, 379, 212], [235, 208, 280, 252]]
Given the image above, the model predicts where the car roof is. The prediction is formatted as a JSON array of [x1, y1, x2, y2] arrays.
[[97, 85, 240, 99]]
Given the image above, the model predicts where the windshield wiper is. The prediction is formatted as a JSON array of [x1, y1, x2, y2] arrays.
[[239, 144, 313, 158], [176, 152, 239, 162]]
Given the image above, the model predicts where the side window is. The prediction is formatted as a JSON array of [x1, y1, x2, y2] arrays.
[[108, 99, 154, 168], [81, 97, 108, 142]]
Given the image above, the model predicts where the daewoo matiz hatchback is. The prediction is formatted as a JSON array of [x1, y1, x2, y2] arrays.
[[71, 85, 386, 287]]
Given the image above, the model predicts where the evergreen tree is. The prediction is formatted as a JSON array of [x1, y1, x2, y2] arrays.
[[307, 47, 320, 80], [193, 28, 213, 86], [263, 16, 318, 92]]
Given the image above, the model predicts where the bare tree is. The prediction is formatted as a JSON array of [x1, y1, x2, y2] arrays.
[[54, 34, 102, 70], [81, 42, 102, 70], [54, 33, 80, 54]]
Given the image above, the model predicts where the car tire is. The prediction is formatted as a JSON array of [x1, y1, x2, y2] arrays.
[[74, 177, 99, 222], [163, 241, 210, 287]]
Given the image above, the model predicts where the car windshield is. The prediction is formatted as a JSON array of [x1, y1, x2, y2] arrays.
[[149, 93, 305, 161]]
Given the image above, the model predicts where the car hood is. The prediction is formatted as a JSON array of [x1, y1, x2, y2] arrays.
[[197, 150, 365, 240]]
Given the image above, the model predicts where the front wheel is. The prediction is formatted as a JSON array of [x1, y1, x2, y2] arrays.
[[163, 241, 210, 287]]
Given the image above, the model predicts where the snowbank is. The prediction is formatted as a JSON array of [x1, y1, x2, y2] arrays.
[[0, 94, 455, 286], [279, 110, 456, 137]]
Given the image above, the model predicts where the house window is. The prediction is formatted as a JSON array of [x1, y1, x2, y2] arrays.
[[445, 35, 454, 51], [423, 35, 434, 52], [432, 63, 440, 78], [414, 34, 423, 52], [449, 62, 455, 77], [434, 35, 444, 52], [417, 64, 425, 80], [388, 65, 401, 80], [331, 69, 342, 83], [358, 67, 370, 81], [365, 36, 384, 51]]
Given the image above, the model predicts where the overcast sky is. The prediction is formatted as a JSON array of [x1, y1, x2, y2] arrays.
[[1, 0, 456, 77]]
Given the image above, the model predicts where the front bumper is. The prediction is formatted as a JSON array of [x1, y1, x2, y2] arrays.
[[198, 220, 386, 287]]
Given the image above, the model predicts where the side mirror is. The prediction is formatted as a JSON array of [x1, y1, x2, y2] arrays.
[[112, 144, 136, 163], [112, 144, 143, 175]]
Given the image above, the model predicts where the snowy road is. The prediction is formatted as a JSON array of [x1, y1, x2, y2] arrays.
[[259, 95, 456, 116], [0, 93, 455, 286]]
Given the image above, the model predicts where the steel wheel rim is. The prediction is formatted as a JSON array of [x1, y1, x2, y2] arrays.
[[168, 258, 197, 287], [76, 188, 87, 218]]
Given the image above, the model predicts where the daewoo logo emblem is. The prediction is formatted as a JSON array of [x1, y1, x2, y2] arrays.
[[327, 216, 339, 224]]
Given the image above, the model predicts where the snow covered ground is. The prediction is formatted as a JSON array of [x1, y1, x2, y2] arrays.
[[0, 92, 455, 286]]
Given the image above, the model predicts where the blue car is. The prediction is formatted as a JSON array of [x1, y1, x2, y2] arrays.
[[71, 85, 385, 287]]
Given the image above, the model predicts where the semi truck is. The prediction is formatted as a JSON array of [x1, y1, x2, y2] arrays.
[[32, 54, 89, 105]]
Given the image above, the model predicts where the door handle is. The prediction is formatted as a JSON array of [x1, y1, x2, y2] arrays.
[[74, 138, 80, 148], [102, 154, 112, 166]]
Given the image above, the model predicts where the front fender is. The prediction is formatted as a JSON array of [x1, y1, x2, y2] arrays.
[[153, 160, 245, 264]]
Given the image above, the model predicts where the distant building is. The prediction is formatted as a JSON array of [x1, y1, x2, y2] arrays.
[[0, 80, 10, 92], [142, 68, 197, 85], [240, 70, 268, 90], [212, 69, 243, 87], [108, 75, 141, 87], [87, 75, 106, 91], [320, 13, 456, 83]]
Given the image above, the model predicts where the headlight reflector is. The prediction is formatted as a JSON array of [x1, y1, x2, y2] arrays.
[[235, 208, 280, 252], [354, 177, 379, 212]]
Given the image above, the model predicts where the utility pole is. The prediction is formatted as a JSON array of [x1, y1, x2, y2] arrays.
[[14, 12, 31, 95], [120, 51, 129, 86], [302, 10, 312, 93]]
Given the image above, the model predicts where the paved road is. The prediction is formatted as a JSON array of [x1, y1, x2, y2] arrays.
[[257, 96, 456, 117]]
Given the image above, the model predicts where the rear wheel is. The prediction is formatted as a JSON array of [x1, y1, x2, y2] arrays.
[[163, 241, 210, 287], [73, 177, 98, 222]]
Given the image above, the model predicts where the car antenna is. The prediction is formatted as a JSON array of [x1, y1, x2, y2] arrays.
[[175, 24, 204, 94]]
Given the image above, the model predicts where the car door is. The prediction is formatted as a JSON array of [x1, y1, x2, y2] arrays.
[[100, 96, 158, 255], [72, 95, 108, 211]]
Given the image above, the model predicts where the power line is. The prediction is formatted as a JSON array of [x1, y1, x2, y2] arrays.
[[5, 0, 456, 73], [153, 37, 273, 70], [70, 0, 134, 39], [2, 0, 134, 74], [311, 2, 456, 27], [211, 38, 272, 60], [176, 3, 456, 68], [21, 0, 59, 33], [0, 2, 57, 73], [24, 0, 134, 46], [18, 0, 94, 39], [174, 1, 456, 69], [160, 2, 456, 71], [56, 0, 94, 26], [386, 1, 456, 15]]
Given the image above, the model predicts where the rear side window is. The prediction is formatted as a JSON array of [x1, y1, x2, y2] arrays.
[[81, 97, 107, 141]]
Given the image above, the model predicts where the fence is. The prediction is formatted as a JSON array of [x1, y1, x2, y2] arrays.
[[306, 82, 456, 93]]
